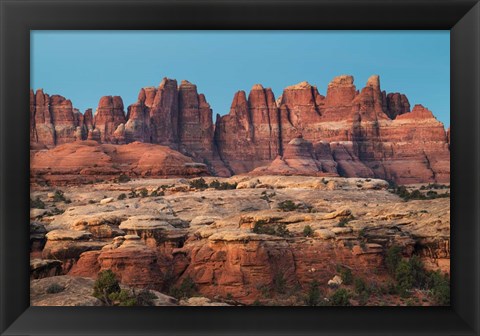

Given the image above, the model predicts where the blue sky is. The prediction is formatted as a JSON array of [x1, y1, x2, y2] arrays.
[[31, 31, 450, 127]]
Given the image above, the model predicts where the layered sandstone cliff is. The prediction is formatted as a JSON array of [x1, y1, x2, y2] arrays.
[[30, 75, 450, 184]]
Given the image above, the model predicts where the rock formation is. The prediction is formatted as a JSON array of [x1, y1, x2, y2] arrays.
[[215, 75, 450, 184], [30, 141, 209, 185], [30, 74, 450, 184]]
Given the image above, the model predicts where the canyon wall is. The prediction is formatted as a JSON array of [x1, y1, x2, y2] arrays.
[[30, 75, 450, 184]]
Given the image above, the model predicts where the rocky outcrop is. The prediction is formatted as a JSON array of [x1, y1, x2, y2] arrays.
[[215, 75, 450, 184], [30, 90, 77, 148], [30, 141, 209, 185], [251, 136, 338, 176], [214, 85, 281, 173], [30, 74, 450, 184], [93, 96, 126, 143]]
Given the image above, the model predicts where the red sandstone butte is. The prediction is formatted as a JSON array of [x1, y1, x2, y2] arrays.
[[30, 74, 450, 184]]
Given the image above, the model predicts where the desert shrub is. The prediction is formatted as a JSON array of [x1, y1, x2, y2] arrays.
[[273, 273, 286, 294], [209, 180, 221, 189], [427, 271, 450, 305], [392, 184, 449, 201], [358, 227, 368, 238], [278, 200, 298, 212], [395, 260, 415, 297], [337, 266, 353, 285], [170, 276, 197, 299], [50, 207, 64, 215], [252, 220, 290, 237], [88, 200, 96, 204], [30, 197, 45, 209], [93, 270, 122, 305], [128, 189, 138, 198], [336, 217, 351, 227], [304, 280, 321, 306], [117, 193, 127, 200], [189, 178, 208, 190], [385, 245, 403, 276], [108, 289, 137, 306], [358, 291, 369, 306], [116, 174, 131, 183], [260, 191, 276, 202], [303, 225, 314, 237], [53, 190, 68, 203], [138, 188, 148, 198], [275, 223, 290, 237], [134, 289, 157, 306], [252, 220, 275, 235], [354, 278, 368, 295], [150, 189, 164, 197], [46, 283, 64, 294], [330, 288, 351, 306]]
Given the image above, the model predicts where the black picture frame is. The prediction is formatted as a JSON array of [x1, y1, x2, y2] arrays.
[[1, 0, 479, 335]]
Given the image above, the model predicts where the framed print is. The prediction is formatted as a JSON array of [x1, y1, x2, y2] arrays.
[[1, 0, 479, 335]]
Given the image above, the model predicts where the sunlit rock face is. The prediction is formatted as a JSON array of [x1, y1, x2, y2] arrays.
[[30, 75, 449, 184]]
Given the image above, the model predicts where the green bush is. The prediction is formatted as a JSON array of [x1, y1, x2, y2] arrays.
[[117, 193, 127, 200], [337, 266, 353, 285], [170, 276, 197, 299], [208, 180, 238, 190], [427, 271, 450, 305], [385, 245, 403, 276], [134, 289, 157, 306], [278, 200, 298, 212], [336, 217, 351, 227], [354, 278, 368, 295], [53, 190, 69, 203], [30, 197, 45, 209], [304, 280, 321, 306], [189, 178, 208, 190], [394, 255, 429, 297], [116, 174, 131, 183], [330, 288, 351, 306], [93, 270, 121, 305], [252, 220, 290, 237], [108, 289, 137, 306], [303, 225, 314, 237], [46, 283, 65, 294], [138, 188, 148, 198]]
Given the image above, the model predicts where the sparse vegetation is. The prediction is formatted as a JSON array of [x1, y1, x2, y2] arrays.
[[30, 197, 45, 209], [209, 180, 237, 190], [170, 276, 197, 299], [252, 220, 291, 237], [427, 271, 450, 305], [385, 245, 403, 276], [337, 265, 353, 285], [278, 200, 299, 212], [93, 270, 122, 305], [354, 277, 368, 295], [304, 280, 321, 306], [189, 178, 208, 190], [92, 270, 157, 306], [303, 225, 314, 237], [115, 174, 131, 183], [133, 288, 157, 306], [330, 288, 351, 306], [138, 188, 149, 198], [117, 193, 127, 200], [53, 190, 70, 203], [46, 283, 65, 294], [260, 190, 276, 202], [390, 185, 450, 201], [336, 217, 351, 227]]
